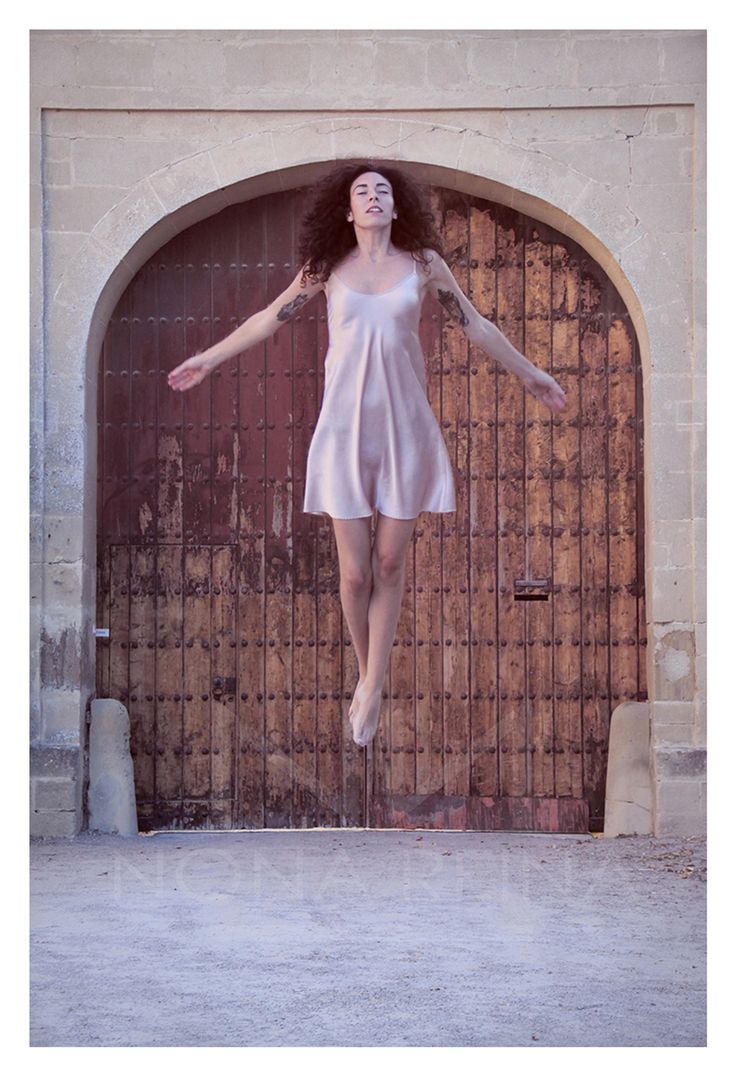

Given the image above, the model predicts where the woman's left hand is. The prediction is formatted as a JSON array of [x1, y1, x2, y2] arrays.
[[523, 368, 567, 412]]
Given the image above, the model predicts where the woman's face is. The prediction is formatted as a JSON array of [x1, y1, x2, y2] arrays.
[[347, 171, 396, 227]]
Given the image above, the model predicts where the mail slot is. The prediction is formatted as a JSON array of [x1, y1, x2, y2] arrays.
[[514, 578, 550, 601]]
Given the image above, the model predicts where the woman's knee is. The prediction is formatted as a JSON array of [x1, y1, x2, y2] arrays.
[[340, 563, 373, 596], [371, 547, 405, 585]]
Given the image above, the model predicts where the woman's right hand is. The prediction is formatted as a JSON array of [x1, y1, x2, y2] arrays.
[[167, 352, 214, 392]]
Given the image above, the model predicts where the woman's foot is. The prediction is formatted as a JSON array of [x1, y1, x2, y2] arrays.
[[352, 685, 384, 747], [348, 676, 365, 721]]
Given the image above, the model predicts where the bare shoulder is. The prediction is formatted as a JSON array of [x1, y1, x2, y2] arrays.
[[416, 247, 442, 281]]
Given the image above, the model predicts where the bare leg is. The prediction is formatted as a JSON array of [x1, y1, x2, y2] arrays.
[[352, 511, 418, 747], [331, 513, 374, 722]]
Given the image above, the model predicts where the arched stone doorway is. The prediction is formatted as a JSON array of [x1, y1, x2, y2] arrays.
[[96, 181, 646, 832]]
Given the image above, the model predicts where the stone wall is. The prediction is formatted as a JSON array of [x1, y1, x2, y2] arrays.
[[30, 29, 706, 836]]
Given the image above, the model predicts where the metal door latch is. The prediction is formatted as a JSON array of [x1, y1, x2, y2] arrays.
[[513, 578, 551, 601]]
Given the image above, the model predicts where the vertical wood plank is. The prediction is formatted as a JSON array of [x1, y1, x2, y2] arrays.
[[389, 523, 416, 795], [264, 192, 295, 827], [524, 231, 555, 794], [468, 202, 499, 796], [291, 189, 325, 825], [182, 546, 212, 826], [441, 192, 471, 796], [579, 268, 611, 825], [130, 262, 158, 545], [495, 209, 527, 797], [607, 312, 639, 709], [210, 205, 240, 546], [157, 232, 185, 547], [103, 295, 130, 543], [129, 545, 156, 812], [154, 544, 184, 827], [183, 231, 212, 546], [236, 202, 267, 828], [550, 245, 584, 798], [211, 545, 236, 827], [416, 194, 446, 795]]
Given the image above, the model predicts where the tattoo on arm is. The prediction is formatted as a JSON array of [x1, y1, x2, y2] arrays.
[[437, 288, 469, 327], [276, 293, 310, 322]]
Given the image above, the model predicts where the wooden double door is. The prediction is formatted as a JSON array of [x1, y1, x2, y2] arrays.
[[96, 182, 647, 833]]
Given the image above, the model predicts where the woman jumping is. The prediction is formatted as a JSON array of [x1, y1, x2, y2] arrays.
[[167, 160, 567, 749]]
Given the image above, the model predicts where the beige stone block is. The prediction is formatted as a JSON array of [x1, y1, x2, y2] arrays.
[[650, 519, 692, 571], [151, 38, 227, 91], [653, 626, 695, 700], [425, 39, 471, 89], [630, 135, 693, 184], [146, 151, 222, 215], [90, 182, 168, 262], [43, 560, 85, 623], [649, 467, 692, 521], [332, 117, 406, 162], [73, 136, 202, 189], [396, 120, 465, 176], [568, 183, 645, 257], [30, 809, 79, 839], [660, 32, 706, 85], [652, 776, 705, 837], [44, 134, 72, 164], [41, 687, 84, 740], [46, 183, 129, 234], [571, 34, 660, 88], [34, 778, 79, 812], [692, 470, 705, 519], [624, 234, 691, 318], [77, 36, 156, 88], [308, 40, 374, 86], [458, 129, 528, 190], [48, 237, 131, 368], [648, 565, 693, 624], [373, 43, 428, 89], [644, 106, 693, 139], [645, 373, 690, 423], [44, 231, 91, 290], [510, 105, 634, 144], [44, 514, 85, 564], [44, 159, 72, 187], [628, 183, 692, 234], [45, 375, 86, 441], [650, 699, 697, 745], [30, 33, 78, 87], [650, 422, 692, 473], [271, 119, 336, 172], [224, 41, 312, 90], [693, 554, 705, 625], [209, 131, 281, 190], [533, 139, 631, 187]]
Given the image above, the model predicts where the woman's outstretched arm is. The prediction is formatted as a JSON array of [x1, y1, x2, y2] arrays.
[[420, 249, 567, 413], [167, 265, 324, 392]]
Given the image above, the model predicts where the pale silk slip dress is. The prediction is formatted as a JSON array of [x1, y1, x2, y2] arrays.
[[302, 258, 457, 520]]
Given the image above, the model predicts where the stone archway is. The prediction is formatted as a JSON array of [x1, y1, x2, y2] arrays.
[[38, 115, 664, 836], [95, 178, 646, 832]]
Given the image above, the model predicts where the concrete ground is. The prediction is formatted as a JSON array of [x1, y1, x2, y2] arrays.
[[30, 829, 706, 1047]]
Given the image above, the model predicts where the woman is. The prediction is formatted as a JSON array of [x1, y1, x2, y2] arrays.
[[167, 160, 567, 749]]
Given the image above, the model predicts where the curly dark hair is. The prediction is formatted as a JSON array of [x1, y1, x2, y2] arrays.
[[296, 160, 446, 286]]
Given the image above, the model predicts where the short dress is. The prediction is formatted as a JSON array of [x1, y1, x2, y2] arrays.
[[302, 258, 457, 520]]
